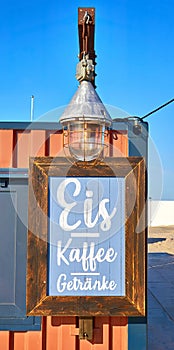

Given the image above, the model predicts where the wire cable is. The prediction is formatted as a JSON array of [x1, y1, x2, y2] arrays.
[[141, 98, 174, 120]]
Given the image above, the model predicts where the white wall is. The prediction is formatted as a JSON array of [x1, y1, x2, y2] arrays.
[[149, 200, 174, 227]]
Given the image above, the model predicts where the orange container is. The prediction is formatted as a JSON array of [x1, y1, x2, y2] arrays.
[[0, 128, 128, 350]]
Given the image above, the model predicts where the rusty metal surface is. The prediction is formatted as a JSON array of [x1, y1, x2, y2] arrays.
[[78, 8, 95, 61], [78, 8, 96, 87]]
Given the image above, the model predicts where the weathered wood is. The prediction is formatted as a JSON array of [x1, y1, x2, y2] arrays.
[[27, 157, 146, 316], [27, 296, 143, 317], [125, 159, 146, 315]]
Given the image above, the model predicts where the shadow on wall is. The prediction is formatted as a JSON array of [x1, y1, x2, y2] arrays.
[[148, 238, 166, 244]]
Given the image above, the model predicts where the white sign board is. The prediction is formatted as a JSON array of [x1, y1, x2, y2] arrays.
[[48, 177, 125, 296]]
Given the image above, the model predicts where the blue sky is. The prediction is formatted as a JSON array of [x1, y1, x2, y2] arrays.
[[0, 0, 174, 199]]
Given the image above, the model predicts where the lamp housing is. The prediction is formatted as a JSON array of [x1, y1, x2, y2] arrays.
[[60, 81, 112, 164]]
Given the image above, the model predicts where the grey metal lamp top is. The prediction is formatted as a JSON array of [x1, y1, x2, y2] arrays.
[[59, 81, 112, 126]]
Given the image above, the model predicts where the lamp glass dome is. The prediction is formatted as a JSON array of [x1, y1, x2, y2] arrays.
[[63, 120, 108, 163], [60, 81, 112, 165]]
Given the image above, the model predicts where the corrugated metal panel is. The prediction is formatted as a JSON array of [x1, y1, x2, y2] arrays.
[[47, 317, 76, 350], [30, 130, 46, 157], [0, 127, 129, 350], [45, 131, 63, 156], [109, 131, 128, 157], [15, 131, 31, 167], [76, 317, 128, 350], [0, 130, 13, 167], [0, 129, 63, 168], [0, 129, 127, 167], [0, 332, 9, 350]]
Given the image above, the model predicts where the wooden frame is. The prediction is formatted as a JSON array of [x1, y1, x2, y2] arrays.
[[27, 156, 146, 316]]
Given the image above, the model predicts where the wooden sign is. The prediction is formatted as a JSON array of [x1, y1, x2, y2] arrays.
[[27, 157, 146, 316]]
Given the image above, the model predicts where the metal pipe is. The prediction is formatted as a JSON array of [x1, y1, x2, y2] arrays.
[[30, 95, 34, 121]]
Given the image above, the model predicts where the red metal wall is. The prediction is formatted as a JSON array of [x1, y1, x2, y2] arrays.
[[0, 128, 128, 350], [0, 317, 128, 350]]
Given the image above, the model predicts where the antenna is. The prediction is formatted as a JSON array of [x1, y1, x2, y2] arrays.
[[30, 95, 34, 121]]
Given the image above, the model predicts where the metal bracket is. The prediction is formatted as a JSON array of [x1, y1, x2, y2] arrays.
[[71, 317, 93, 340], [79, 317, 93, 340], [76, 55, 95, 84]]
